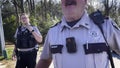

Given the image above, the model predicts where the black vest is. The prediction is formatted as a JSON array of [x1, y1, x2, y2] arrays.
[[16, 26, 37, 49]]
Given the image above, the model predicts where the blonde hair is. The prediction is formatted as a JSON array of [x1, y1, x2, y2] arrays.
[[20, 13, 29, 18], [19, 13, 30, 24]]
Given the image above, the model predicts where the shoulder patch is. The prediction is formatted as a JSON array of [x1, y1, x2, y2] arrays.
[[50, 21, 61, 28]]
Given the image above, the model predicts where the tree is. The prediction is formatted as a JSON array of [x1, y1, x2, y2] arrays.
[[103, 0, 120, 25], [1, 0, 17, 43], [87, 0, 120, 26], [1, 0, 62, 43], [0, 0, 6, 56], [11, 0, 36, 25]]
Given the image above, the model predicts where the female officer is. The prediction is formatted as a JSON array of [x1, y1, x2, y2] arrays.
[[12, 13, 42, 68]]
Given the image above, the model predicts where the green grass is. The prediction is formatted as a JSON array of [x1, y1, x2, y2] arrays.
[[0, 56, 4, 60], [5, 45, 14, 60], [0, 45, 14, 60]]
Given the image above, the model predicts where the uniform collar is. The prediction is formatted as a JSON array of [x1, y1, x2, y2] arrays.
[[60, 10, 91, 31]]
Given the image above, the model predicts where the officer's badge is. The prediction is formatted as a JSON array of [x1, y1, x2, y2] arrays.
[[89, 31, 101, 42]]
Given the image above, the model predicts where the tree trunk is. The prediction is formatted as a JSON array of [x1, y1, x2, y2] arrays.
[[12, 0, 20, 26], [104, 0, 114, 16], [21, 0, 24, 13], [104, 0, 109, 16], [44, 0, 47, 21]]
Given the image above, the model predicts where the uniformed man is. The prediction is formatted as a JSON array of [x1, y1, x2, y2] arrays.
[[36, 0, 120, 68], [12, 13, 42, 68]]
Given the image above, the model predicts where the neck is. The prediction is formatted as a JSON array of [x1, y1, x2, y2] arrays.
[[66, 18, 81, 27], [67, 18, 81, 23]]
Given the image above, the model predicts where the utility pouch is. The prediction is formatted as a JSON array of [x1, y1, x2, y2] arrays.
[[50, 45, 63, 54], [66, 37, 77, 53], [83, 43, 108, 54]]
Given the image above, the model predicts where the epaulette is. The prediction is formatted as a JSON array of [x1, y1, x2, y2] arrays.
[[50, 21, 61, 28], [111, 20, 120, 30]]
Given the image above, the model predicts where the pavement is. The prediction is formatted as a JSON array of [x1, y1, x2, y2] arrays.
[[0, 63, 6, 68]]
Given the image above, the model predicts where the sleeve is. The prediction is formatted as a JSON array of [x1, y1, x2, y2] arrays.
[[14, 28, 18, 39], [33, 26, 41, 35], [40, 33, 52, 59], [105, 18, 120, 55]]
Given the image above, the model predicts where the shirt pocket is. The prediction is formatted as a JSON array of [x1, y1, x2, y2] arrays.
[[50, 45, 63, 54]]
